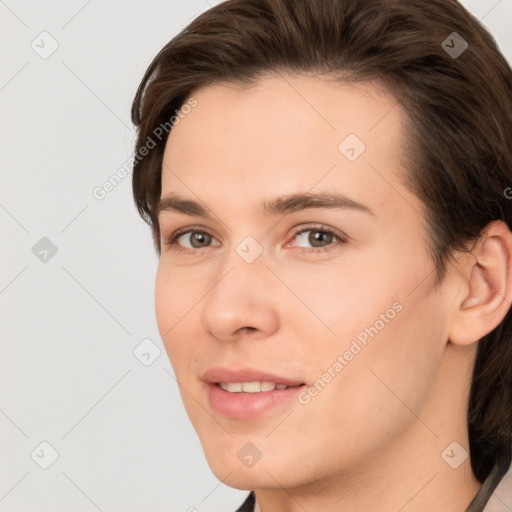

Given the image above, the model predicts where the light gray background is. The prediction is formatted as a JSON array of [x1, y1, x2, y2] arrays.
[[1, 1, 511, 511]]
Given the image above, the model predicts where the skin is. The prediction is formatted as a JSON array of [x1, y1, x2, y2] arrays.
[[154, 73, 512, 512]]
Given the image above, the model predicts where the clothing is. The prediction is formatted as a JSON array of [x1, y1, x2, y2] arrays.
[[466, 436, 512, 512], [234, 436, 512, 512]]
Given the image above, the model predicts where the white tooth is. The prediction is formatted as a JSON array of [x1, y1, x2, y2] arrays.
[[221, 382, 243, 392], [219, 381, 289, 393], [260, 381, 277, 391], [242, 381, 262, 393]]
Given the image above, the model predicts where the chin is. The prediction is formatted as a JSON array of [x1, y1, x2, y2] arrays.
[[208, 463, 283, 491], [202, 444, 308, 491]]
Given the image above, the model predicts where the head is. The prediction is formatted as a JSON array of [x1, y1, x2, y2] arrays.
[[131, 0, 512, 488]]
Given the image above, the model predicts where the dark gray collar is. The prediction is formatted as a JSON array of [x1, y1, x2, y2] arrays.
[[465, 435, 512, 512]]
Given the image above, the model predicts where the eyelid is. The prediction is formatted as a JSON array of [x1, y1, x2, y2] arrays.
[[284, 223, 347, 251], [163, 224, 220, 250]]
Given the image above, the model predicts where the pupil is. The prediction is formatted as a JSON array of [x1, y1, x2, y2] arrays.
[[192, 233, 209, 248], [310, 231, 332, 247]]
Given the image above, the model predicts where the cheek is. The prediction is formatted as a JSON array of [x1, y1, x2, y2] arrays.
[[271, 254, 403, 358], [154, 263, 200, 372], [284, 292, 447, 472], [284, 244, 447, 412], [154, 260, 207, 329], [293, 239, 436, 349]]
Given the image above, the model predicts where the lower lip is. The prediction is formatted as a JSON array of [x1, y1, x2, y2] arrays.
[[207, 383, 305, 419]]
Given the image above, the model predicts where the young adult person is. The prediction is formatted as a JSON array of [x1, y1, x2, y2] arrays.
[[130, 1, 512, 510]]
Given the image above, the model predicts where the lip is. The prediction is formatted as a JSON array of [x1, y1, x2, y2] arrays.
[[203, 366, 306, 420], [202, 367, 305, 387]]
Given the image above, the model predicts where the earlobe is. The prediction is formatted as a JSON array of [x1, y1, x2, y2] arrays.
[[449, 221, 512, 346]]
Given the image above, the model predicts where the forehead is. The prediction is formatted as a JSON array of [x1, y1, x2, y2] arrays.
[[160, 72, 418, 220]]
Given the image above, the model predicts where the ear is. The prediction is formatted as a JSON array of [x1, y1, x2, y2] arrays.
[[449, 220, 512, 346]]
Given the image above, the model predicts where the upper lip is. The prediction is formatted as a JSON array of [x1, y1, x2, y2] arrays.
[[202, 367, 305, 387]]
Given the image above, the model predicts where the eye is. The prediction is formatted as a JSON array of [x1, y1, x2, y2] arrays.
[[287, 224, 346, 253], [163, 224, 346, 255], [164, 228, 220, 252]]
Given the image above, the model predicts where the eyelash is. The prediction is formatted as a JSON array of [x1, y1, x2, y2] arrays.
[[163, 224, 346, 255]]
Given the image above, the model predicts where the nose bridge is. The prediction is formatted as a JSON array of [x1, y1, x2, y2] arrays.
[[200, 236, 278, 340], [216, 232, 268, 289]]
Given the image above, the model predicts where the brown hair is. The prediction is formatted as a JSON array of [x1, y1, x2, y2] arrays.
[[131, 0, 512, 481]]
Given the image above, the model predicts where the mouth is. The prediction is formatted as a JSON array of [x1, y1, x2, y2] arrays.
[[203, 367, 307, 419], [216, 381, 303, 393]]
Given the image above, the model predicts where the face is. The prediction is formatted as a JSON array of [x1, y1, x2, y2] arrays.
[[155, 73, 456, 490]]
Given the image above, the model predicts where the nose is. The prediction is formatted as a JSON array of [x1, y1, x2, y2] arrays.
[[200, 247, 280, 342]]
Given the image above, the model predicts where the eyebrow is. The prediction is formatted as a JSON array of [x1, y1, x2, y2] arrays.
[[157, 191, 375, 219]]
